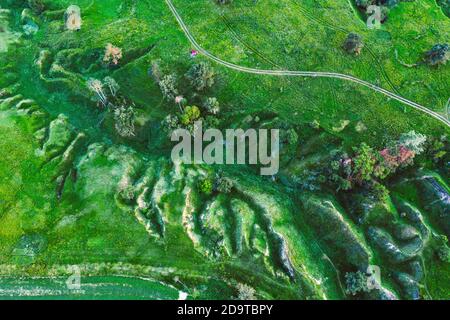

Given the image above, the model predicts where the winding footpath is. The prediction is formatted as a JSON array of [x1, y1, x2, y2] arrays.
[[165, 0, 450, 127]]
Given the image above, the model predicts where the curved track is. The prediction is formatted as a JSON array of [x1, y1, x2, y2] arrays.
[[165, 0, 450, 127]]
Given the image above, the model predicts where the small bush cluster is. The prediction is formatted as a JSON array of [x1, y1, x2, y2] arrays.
[[103, 43, 123, 66], [28, 0, 45, 14], [154, 61, 221, 135], [186, 62, 216, 91], [345, 271, 369, 296], [87, 76, 136, 138], [343, 33, 364, 56], [424, 44, 449, 67]]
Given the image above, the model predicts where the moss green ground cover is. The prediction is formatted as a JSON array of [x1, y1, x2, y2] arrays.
[[0, 0, 449, 299]]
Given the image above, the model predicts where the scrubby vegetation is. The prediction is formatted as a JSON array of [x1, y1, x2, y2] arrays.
[[343, 33, 364, 56], [424, 44, 449, 66]]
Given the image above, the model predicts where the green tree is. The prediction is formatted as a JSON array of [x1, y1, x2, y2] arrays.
[[355, 0, 371, 7], [199, 178, 214, 195], [28, 0, 45, 14], [103, 76, 120, 97], [162, 114, 180, 134], [437, 245, 450, 262], [180, 105, 201, 126], [149, 59, 162, 82], [236, 283, 256, 300], [114, 105, 135, 137], [203, 97, 220, 115], [372, 182, 389, 202], [286, 128, 298, 147], [343, 33, 364, 56], [426, 135, 448, 164], [434, 236, 450, 262], [353, 143, 376, 182], [159, 74, 179, 101], [215, 175, 233, 193]]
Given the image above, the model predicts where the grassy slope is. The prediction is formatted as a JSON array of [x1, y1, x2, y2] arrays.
[[0, 1, 219, 296], [169, 0, 450, 145]]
